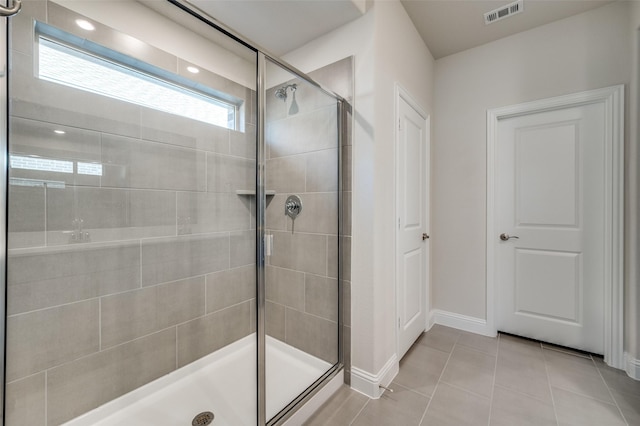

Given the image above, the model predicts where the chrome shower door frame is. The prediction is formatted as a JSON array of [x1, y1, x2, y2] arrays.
[[0, 9, 8, 426], [259, 52, 346, 426]]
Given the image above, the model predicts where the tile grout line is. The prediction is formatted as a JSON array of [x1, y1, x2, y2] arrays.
[[541, 341, 560, 426], [487, 332, 501, 426], [542, 344, 592, 360], [544, 351, 626, 412], [549, 383, 629, 406], [591, 357, 630, 425], [437, 380, 493, 401], [318, 391, 356, 425], [330, 388, 356, 421], [348, 396, 370, 426], [10, 270, 227, 318], [417, 332, 460, 425]]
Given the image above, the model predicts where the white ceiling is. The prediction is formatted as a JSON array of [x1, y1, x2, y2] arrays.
[[186, 0, 367, 56], [400, 0, 614, 59], [180, 0, 615, 60]]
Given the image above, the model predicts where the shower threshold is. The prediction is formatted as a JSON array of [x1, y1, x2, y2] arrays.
[[63, 335, 331, 426]]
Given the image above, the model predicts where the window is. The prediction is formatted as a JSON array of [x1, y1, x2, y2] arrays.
[[10, 154, 103, 177], [37, 35, 238, 129]]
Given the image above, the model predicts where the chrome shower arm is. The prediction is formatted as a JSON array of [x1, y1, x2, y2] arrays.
[[0, 0, 21, 17]]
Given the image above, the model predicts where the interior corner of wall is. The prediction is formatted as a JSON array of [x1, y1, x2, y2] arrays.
[[365, 0, 375, 12], [349, 0, 368, 14], [427, 308, 436, 330]]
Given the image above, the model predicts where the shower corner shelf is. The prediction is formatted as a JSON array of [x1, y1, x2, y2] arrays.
[[235, 190, 276, 196]]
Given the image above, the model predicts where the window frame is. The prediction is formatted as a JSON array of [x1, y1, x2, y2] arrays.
[[35, 22, 243, 131]]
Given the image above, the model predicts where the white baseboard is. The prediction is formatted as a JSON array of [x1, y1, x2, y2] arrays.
[[624, 352, 640, 380], [350, 354, 399, 399], [431, 309, 496, 337], [427, 309, 436, 330], [283, 370, 344, 425]]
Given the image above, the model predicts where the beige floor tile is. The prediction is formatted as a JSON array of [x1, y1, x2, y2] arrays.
[[498, 334, 544, 359], [418, 325, 460, 353], [610, 389, 640, 425], [304, 385, 368, 426], [596, 362, 640, 397], [553, 387, 626, 426], [457, 330, 498, 356], [543, 349, 599, 375], [440, 345, 496, 397], [430, 324, 461, 335], [489, 385, 556, 426], [307, 333, 637, 426], [544, 350, 613, 403], [541, 343, 592, 359], [546, 367, 614, 403], [495, 350, 552, 403], [421, 382, 490, 426], [352, 383, 429, 426], [396, 344, 450, 397]]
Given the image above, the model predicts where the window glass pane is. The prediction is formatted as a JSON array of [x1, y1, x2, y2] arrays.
[[38, 37, 235, 128]]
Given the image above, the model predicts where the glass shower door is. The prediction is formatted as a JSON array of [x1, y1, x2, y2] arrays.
[[4, 1, 258, 425], [263, 58, 341, 423]]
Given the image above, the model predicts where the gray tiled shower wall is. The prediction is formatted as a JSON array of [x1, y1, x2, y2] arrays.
[[264, 58, 353, 379], [6, 2, 256, 425]]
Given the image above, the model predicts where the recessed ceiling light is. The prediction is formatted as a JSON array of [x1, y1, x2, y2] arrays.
[[54, 129, 66, 135], [75, 19, 95, 31], [186, 66, 200, 74]]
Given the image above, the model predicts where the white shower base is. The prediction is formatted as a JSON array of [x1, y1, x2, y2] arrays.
[[64, 335, 332, 426]]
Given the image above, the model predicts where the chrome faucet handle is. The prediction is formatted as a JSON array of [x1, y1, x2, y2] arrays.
[[284, 195, 302, 219]]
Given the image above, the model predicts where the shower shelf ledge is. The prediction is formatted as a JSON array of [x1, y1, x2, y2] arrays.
[[235, 189, 276, 196]]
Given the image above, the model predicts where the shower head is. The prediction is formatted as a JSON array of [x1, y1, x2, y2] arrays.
[[274, 84, 297, 102], [275, 86, 288, 101]]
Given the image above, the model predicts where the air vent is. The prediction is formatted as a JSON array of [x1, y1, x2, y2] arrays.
[[484, 0, 524, 25]]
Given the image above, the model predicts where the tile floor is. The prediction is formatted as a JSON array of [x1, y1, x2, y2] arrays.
[[304, 325, 640, 425]]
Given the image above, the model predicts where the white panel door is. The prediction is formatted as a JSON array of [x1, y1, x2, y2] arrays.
[[496, 103, 605, 354], [397, 94, 429, 359]]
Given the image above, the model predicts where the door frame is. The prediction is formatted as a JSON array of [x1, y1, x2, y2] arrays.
[[394, 83, 430, 358], [486, 85, 624, 369]]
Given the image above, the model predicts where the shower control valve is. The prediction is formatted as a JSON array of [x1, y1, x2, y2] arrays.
[[285, 195, 302, 219]]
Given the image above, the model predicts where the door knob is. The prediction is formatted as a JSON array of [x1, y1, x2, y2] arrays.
[[422, 233, 429, 241], [499, 233, 519, 241]]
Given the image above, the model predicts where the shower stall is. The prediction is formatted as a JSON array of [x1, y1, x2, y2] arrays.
[[0, 0, 348, 424]]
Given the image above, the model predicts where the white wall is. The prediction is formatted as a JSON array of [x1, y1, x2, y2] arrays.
[[284, 0, 435, 393], [433, 0, 632, 338], [370, 0, 434, 374]]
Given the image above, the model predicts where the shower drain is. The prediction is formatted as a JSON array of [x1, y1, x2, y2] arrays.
[[192, 411, 214, 426]]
